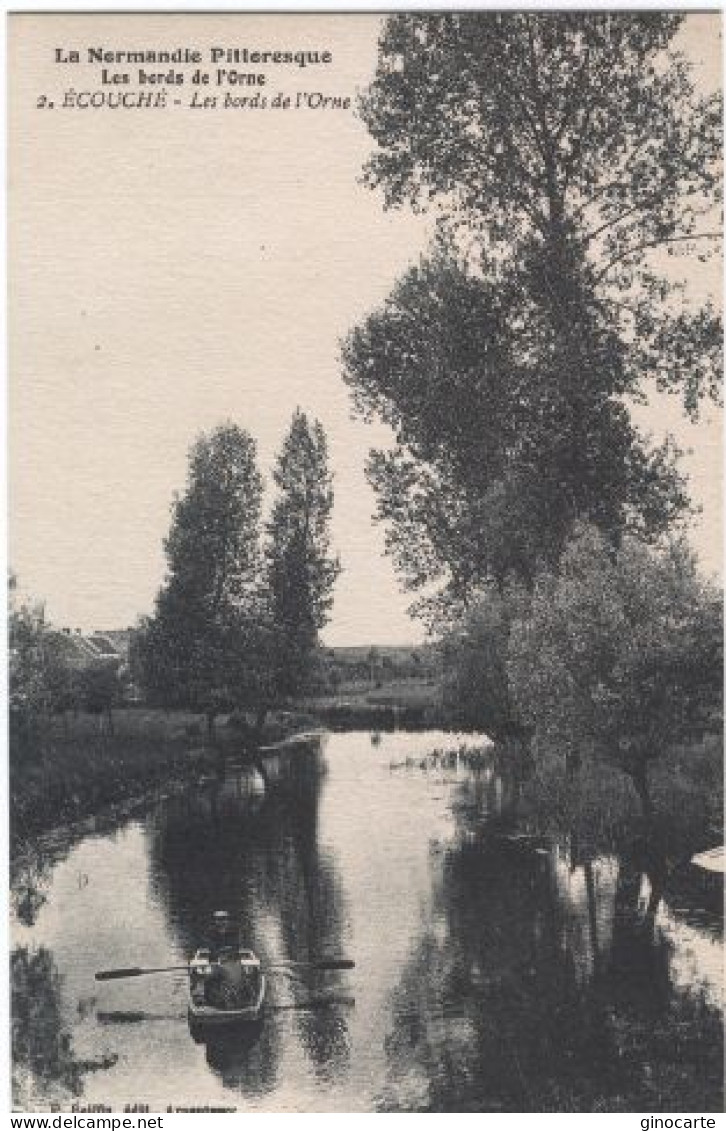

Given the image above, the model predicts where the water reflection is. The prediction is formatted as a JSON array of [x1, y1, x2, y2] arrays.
[[12, 945, 84, 1108], [378, 761, 723, 1112], [13, 874, 48, 929], [10, 730, 723, 1112], [12, 946, 119, 1110], [11, 839, 73, 929], [201, 1020, 278, 1097], [142, 748, 351, 1093]]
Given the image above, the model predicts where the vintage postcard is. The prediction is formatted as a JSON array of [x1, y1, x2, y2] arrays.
[[8, 10, 723, 1115]]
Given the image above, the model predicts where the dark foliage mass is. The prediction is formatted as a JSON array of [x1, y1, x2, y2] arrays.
[[266, 410, 341, 697], [344, 249, 691, 610], [345, 13, 721, 617], [507, 524, 723, 804], [134, 415, 340, 725], [135, 423, 269, 727], [362, 13, 721, 307], [12, 946, 83, 1105]]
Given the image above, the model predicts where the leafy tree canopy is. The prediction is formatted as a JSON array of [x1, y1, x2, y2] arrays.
[[9, 576, 74, 750], [441, 584, 527, 739], [506, 523, 723, 807], [346, 14, 721, 615], [343, 248, 690, 613], [362, 13, 722, 414], [139, 423, 266, 719], [266, 410, 340, 697]]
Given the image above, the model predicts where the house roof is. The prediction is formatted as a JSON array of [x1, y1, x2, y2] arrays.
[[93, 629, 132, 655], [50, 631, 104, 666], [49, 630, 128, 668], [88, 633, 123, 658]]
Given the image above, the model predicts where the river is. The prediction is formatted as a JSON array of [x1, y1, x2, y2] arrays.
[[11, 729, 724, 1112]]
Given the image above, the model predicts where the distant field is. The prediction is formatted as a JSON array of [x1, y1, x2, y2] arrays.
[[303, 676, 442, 712], [324, 645, 431, 662]]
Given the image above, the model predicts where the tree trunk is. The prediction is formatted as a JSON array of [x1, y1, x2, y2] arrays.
[[584, 859, 600, 974], [643, 861, 666, 939], [630, 762, 653, 821], [565, 748, 582, 781]]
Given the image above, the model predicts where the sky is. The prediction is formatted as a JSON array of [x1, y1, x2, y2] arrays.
[[9, 12, 723, 646]]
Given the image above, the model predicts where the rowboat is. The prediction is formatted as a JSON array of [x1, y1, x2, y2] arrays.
[[188, 947, 266, 1030], [93, 908, 352, 1039]]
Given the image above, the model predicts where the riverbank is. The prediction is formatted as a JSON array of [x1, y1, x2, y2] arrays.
[[11, 726, 723, 1113], [516, 732, 724, 865], [10, 673, 450, 850], [10, 706, 318, 850], [396, 731, 723, 870], [301, 676, 446, 730], [12, 703, 721, 874]]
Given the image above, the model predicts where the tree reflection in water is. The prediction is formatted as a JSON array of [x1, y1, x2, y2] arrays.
[[13, 871, 48, 929], [12, 734, 719, 1111], [12, 946, 117, 1109], [12, 946, 83, 1107], [378, 785, 723, 1112], [11, 837, 78, 929], [199, 1019, 279, 1097], [144, 756, 351, 1093]]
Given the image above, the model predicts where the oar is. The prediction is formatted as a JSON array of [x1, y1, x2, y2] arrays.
[[266, 958, 355, 972], [267, 996, 356, 1011], [97, 1010, 187, 1024], [95, 964, 189, 981], [95, 957, 355, 981]]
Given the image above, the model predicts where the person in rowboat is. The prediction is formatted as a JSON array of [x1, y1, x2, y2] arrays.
[[200, 912, 260, 1011], [205, 958, 247, 1009], [208, 911, 237, 960]]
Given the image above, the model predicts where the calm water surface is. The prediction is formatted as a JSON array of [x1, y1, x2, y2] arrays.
[[11, 730, 724, 1112]]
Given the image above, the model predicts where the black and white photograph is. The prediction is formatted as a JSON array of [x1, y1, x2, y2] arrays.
[[8, 9, 724, 1114]]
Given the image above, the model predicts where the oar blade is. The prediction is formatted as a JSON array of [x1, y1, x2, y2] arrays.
[[95, 965, 188, 981], [96, 968, 147, 981], [267, 958, 355, 973]]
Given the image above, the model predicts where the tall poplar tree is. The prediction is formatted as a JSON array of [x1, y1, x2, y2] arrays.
[[344, 13, 721, 619], [266, 411, 340, 697], [138, 423, 266, 731]]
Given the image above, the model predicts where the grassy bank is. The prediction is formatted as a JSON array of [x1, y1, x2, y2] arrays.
[[392, 729, 723, 866], [10, 706, 317, 848], [302, 676, 445, 729], [516, 732, 724, 863], [10, 680, 445, 847]]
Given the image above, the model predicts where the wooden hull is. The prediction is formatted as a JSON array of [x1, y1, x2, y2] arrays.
[[188, 948, 265, 1029], [188, 976, 266, 1027]]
